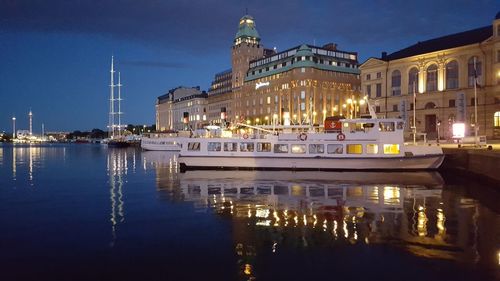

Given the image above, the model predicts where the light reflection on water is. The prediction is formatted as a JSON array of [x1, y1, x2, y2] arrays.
[[143, 151, 500, 280], [0, 145, 498, 281]]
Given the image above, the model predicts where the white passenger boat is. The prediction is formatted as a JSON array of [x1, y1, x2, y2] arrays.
[[141, 132, 185, 151], [178, 118, 444, 171]]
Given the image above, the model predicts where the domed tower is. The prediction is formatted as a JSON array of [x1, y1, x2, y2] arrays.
[[231, 15, 264, 89]]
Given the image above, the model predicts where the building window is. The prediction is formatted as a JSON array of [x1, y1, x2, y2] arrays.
[[391, 70, 401, 96], [497, 50, 500, 63], [494, 112, 500, 127], [376, 83, 382, 97], [424, 102, 436, 109], [426, 64, 438, 92], [449, 99, 456, 108], [410, 103, 414, 110], [366, 74, 371, 80], [392, 104, 398, 112], [408, 67, 419, 94], [366, 85, 371, 98], [471, 98, 476, 106], [376, 72, 381, 79], [468, 56, 482, 87], [375, 106, 381, 113], [446, 60, 459, 89]]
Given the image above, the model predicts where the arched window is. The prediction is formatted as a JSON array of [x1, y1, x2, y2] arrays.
[[424, 102, 436, 109], [391, 70, 401, 96], [408, 67, 419, 94], [468, 56, 482, 87], [495, 112, 500, 127], [446, 60, 459, 89], [426, 64, 438, 92]]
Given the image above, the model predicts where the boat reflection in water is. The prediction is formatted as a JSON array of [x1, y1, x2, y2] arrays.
[[147, 152, 500, 280]]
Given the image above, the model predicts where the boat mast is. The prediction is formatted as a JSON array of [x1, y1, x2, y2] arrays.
[[117, 72, 123, 137], [109, 56, 115, 139]]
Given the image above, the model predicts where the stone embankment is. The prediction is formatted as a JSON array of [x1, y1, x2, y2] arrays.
[[441, 147, 500, 182]]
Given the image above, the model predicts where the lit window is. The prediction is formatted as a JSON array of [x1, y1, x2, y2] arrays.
[[366, 144, 378, 154], [383, 144, 400, 154], [346, 144, 362, 154], [494, 112, 500, 127], [291, 144, 306, 154]]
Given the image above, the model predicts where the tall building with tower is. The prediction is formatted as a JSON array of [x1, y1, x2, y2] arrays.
[[206, 14, 361, 126]]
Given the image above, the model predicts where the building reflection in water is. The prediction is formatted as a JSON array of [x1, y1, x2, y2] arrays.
[[142, 151, 500, 280], [107, 148, 136, 245]]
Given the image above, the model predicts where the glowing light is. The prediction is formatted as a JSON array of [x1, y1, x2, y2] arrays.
[[452, 123, 465, 138], [244, 264, 252, 275]]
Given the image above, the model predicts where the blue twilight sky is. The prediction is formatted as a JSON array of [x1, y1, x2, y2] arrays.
[[0, 0, 498, 132]]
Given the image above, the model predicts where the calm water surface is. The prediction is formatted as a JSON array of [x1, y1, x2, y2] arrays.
[[0, 143, 499, 281]]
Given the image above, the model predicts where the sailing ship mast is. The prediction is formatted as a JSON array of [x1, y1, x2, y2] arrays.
[[109, 56, 116, 139], [117, 72, 123, 138]]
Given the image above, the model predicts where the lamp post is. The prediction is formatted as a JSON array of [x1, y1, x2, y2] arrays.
[[12, 116, 16, 139], [265, 116, 269, 125]]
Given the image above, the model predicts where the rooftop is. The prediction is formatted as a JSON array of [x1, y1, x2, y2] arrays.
[[382, 25, 492, 61]]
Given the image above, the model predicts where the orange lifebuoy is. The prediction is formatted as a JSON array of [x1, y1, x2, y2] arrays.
[[337, 133, 346, 141], [298, 133, 308, 141], [243, 133, 249, 139]]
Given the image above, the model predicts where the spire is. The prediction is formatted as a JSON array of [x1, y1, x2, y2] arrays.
[[234, 14, 260, 45]]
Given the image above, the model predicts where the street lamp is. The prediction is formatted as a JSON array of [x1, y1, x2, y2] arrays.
[[12, 116, 16, 139], [255, 118, 260, 125]]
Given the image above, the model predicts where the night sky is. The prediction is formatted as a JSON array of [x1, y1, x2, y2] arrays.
[[0, 0, 498, 132]]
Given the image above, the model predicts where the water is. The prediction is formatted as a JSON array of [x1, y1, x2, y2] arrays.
[[0, 143, 499, 281]]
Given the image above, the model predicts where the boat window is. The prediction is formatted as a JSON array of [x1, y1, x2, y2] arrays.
[[257, 142, 272, 152], [207, 142, 221, 151], [379, 122, 395, 132], [187, 142, 200, 151], [291, 144, 306, 154], [274, 144, 289, 153], [397, 122, 404, 130], [383, 144, 400, 154], [327, 144, 343, 154], [309, 144, 324, 154], [240, 142, 255, 152], [224, 142, 238, 152], [346, 144, 363, 154], [366, 144, 379, 154]]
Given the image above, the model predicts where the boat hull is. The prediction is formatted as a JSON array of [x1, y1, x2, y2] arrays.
[[141, 143, 181, 151], [179, 154, 444, 171]]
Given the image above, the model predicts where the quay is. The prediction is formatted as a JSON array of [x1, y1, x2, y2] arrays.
[[440, 142, 500, 183]]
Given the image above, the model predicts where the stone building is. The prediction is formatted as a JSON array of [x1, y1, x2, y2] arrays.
[[155, 86, 207, 131], [235, 43, 361, 125], [360, 13, 500, 140]]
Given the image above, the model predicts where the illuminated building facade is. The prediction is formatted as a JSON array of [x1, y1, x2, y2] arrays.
[[155, 86, 207, 131], [235, 43, 361, 125], [207, 14, 361, 126], [360, 13, 500, 140]]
